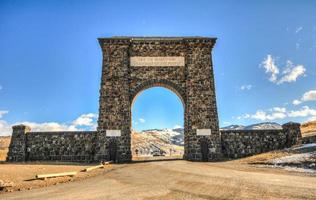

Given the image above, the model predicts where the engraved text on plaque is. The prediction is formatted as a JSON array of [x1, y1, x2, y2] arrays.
[[130, 56, 185, 67]]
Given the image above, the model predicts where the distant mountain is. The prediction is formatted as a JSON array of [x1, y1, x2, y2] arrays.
[[221, 122, 282, 130], [221, 125, 245, 130], [245, 122, 282, 130], [172, 128, 184, 134]]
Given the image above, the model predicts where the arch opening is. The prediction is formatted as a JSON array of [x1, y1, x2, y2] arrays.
[[131, 86, 185, 161]]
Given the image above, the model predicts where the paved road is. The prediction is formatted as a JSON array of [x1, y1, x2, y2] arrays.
[[2, 160, 316, 200]]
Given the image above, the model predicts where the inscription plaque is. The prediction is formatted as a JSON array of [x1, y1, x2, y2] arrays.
[[130, 56, 185, 67], [106, 130, 121, 137], [196, 129, 212, 136]]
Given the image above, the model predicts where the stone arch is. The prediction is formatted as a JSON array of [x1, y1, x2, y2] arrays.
[[96, 37, 222, 163], [130, 79, 186, 109]]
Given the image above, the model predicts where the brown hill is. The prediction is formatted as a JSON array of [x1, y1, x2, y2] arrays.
[[131, 131, 184, 157], [0, 136, 11, 161], [0, 136, 11, 149], [301, 120, 316, 136]]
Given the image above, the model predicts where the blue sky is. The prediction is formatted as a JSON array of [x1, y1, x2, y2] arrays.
[[132, 87, 184, 131], [0, 0, 315, 134]]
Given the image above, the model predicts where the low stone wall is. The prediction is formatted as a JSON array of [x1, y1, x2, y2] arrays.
[[25, 131, 96, 162], [7, 122, 302, 162], [7, 125, 96, 162], [221, 129, 284, 158], [302, 134, 316, 144], [220, 123, 301, 159]]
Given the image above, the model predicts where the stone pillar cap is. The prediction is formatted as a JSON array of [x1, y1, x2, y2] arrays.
[[12, 124, 31, 130], [282, 122, 301, 127]]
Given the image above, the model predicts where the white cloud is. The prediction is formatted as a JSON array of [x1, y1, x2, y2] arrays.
[[0, 120, 11, 136], [238, 106, 316, 121], [244, 110, 287, 121], [173, 124, 183, 129], [0, 110, 9, 118], [17, 122, 78, 132], [139, 118, 145, 123], [308, 116, 316, 121], [262, 55, 279, 83], [277, 61, 306, 84], [272, 107, 287, 113], [293, 90, 316, 105], [261, 55, 306, 85], [0, 112, 98, 136], [295, 27, 303, 34], [288, 106, 316, 117], [240, 84, 252, 90], [293, 99, 302, 105], [72, 113, 97, 126], [302, 90, 316, 102]]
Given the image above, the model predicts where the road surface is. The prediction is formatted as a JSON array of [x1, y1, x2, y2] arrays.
[[2, 160, 316, 200]]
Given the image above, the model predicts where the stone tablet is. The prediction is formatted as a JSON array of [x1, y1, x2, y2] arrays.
[[130, 56, 185, 66], [106, 130, 121, 137], [196, 129, 212, 136]]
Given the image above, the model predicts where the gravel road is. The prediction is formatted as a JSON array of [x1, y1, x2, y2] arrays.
[[2, 160, 316, 200]]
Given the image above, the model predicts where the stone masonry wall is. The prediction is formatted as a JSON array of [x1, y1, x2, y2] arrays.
[[25, 131, 95, 162], [7, 122, 302, 162], [302, 135, 316, 144], [221, 122, 302, 159], [7, 126, 95, 162]]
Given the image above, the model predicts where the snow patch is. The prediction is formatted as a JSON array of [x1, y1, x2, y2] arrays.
[[271, 152, 316, 164], [283, 166, 316, 173], [261, 165, 316, 173], [293, 143, 316, 150]]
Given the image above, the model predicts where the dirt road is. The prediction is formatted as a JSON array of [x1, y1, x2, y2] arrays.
[[2, 160, 316, 200]]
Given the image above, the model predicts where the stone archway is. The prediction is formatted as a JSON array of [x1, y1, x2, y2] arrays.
[[130, 83, 185, 159], [95, 37, 222, 163]]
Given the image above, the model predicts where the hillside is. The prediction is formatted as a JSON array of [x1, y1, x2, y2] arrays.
[[131, 129, 184, 158], [0, 136, 11, 161], [301, 120, 316, 135]]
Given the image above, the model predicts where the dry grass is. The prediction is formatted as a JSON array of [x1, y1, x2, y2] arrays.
[[0, 136, 10, 161], [0, 149, 8, 161], [301, 120, 316, 135], [237, 150, 293, 164]]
